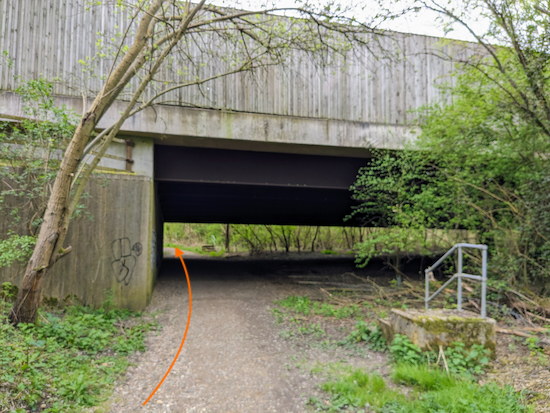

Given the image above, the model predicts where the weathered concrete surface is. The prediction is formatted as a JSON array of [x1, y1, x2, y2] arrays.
[[0, 173, 161, 310], [379, 308, 497, 357], [0, 92, 414, 157], [93, 136, 155, 176]]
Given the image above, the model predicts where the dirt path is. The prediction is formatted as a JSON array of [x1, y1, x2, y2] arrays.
[[107, 257, 385, 412]]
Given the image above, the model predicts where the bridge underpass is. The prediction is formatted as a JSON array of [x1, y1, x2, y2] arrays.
[[0, 0, 472, 311], [155, 145, 369, 226]]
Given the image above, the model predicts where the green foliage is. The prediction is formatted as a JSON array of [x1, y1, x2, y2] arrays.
[[1, 281, 18, 301], [297, 322, 326, 338], [391, 363, 457, 391], [389, 334, 425, 366], [412, 59, 550, 283], [389, 334, 490, 376], [319, 369, 403, 410], [444, 342, 490, 376], [278, 295, 313, 314], [314, 364, 532, 412], [351, 44, 550, 284], [348, 6, 550, 284], [0, 298, 157, 412], [381, 380, 532, 413], [270, 307, 284, 324], [524, 336, 544, 355], [343, 320, 387, 351], [0, 233, 36, 267], [0, 79, 80, 269]]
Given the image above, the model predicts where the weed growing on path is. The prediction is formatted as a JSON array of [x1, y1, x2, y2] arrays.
[[0, 284, 158, 412]]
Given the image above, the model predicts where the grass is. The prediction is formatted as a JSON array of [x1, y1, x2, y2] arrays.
[[391, 363, 458, 391], [0, 287, 157, 412], [313, 364, 533, 412], [320, 368, 404, 409], [384, 376, 533, 412]]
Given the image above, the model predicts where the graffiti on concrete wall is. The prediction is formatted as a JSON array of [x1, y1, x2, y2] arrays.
[[111, 237, 142, 285]]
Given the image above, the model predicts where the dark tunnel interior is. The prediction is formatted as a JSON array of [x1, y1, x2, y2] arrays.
[[154, 145, 371, 226]]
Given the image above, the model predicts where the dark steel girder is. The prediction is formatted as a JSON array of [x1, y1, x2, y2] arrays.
[[154, 146, 370, 226], [155, 146, 367, 189]]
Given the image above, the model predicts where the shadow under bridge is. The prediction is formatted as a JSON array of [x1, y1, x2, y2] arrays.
[[154, 145, 370, 226]]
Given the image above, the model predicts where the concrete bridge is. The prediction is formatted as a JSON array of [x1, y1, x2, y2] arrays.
[[0, 0, 471, 309]]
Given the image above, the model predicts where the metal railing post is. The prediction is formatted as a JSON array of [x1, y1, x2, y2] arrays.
[[481, 248, 487, 318], [457, 246, 463, 311], [424, 243, 488, 318], [425, 269, 429, 309]]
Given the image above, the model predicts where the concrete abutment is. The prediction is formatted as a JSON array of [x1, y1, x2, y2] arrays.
[[0, 137, 161, 311]]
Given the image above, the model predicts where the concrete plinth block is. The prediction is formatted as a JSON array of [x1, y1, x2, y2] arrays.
[[378, 308, 497, 357]]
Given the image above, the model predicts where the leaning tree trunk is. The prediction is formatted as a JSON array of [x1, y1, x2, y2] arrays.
[[9, 114, 97, 324], [8, 1, 164, 325]]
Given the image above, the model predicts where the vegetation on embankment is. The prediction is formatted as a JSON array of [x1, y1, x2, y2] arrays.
[[270, 289, 541, 412], [350, 48, 550, 290], [0, 283, 158, 412]]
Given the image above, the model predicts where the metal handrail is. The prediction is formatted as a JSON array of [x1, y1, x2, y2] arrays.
[[425, 243, 488, 318]]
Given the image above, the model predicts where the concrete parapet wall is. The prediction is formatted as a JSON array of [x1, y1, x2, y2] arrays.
[[0, 92, 414, 155], [0, 173, 160, 310]]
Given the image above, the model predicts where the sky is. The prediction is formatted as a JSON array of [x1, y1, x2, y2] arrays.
[[215, 0, 491, 42]]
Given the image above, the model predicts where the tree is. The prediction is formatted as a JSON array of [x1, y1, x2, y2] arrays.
[[410, 0, 550, 286], [352, 0, 550, 286], [8, 0, 390, 324], [349, 150, 459, 285]]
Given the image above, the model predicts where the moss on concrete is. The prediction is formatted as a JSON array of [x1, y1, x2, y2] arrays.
[[389, 309, 497, 358], [415, 315, 483, 334], [414, 315, 496, 355]]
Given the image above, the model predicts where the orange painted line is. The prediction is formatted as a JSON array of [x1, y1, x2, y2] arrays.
[[143, 247, 192, 406]]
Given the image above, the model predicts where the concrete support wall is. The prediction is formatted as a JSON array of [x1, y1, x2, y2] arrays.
[[0, 139, 159, 310]]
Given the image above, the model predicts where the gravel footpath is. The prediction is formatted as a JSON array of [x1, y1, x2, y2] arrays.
[[106, 256, 384, 412]]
